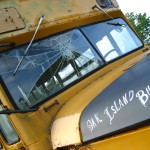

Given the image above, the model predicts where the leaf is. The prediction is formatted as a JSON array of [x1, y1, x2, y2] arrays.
[[126, 12, 150, 46]]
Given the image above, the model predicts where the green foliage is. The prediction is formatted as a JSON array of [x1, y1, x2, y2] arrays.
[[126, 12, 150, 46]]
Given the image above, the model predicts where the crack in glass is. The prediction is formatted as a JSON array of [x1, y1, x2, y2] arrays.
[[0, 29, 102, 109]]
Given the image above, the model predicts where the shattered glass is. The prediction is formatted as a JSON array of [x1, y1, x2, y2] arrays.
[[0, 29, 103, 109], [0, 18, 143, 109]]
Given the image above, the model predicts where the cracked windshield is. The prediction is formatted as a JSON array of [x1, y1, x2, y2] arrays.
[[0, 18, 143, 109], [0, 29, 103, 109]]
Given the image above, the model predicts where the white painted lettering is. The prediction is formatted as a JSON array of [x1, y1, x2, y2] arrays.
[[94, 113, 103, 124], [104, 107, 114, 124], [119, 99, 124, 109], [86, 84, 150, 131], [87, 118, 97, 133], [146, 85, 150, 96], [122, 93, 128, 105], [87, 120, 93, 133], [129, 90, 134, 101], [111, 105, 117, 114], [136, 90, 149, 107], [114, 101, 120, 111]]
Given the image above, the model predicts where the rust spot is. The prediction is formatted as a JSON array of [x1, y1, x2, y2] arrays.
[[68, 9, 73, 13]]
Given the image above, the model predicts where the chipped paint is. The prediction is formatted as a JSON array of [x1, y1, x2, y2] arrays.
[[51, 113, 81, 149]]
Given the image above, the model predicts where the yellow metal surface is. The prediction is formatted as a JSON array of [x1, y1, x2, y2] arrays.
[[0, 135, 25, 150], [0, 47, 149, 150], [0, 0, 97, 41], [51, 49, 150, 149], [0, 0, 120, 48], [0, 138, 6, 150], [0, 7, 25, 34], [79, 125, 150, 150], [51, 113, 81, 149], [0, 0, 150, 150]]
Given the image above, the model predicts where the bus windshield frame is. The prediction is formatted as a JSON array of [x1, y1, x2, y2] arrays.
[[0, 18, 143, 109]]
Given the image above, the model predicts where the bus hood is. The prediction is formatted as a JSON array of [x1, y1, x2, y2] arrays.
[[51, 54, 150, 149]]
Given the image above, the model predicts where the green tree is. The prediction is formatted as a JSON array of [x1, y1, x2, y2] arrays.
[[126, 12, 150, 46]]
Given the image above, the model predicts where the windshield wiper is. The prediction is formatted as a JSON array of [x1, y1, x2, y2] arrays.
[[0, 108, 38, 115], [92, 5, 114, 20], [107, 22, 126, 27], [0, 42, 15, 47], [13, 15, 44, 76], [92, 5, 126, 28]]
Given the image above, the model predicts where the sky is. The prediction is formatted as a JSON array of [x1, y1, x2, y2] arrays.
[[117, 0, 150, 17]]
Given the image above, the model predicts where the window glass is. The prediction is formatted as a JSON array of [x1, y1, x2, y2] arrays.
[[0, 19, 143, 109], [0, 29, 103, 109], [0, 106, 19, 144], [81, 18, 143, 62]]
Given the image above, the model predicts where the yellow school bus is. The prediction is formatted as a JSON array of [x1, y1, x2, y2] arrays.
[[0, 0, 150, 150]]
